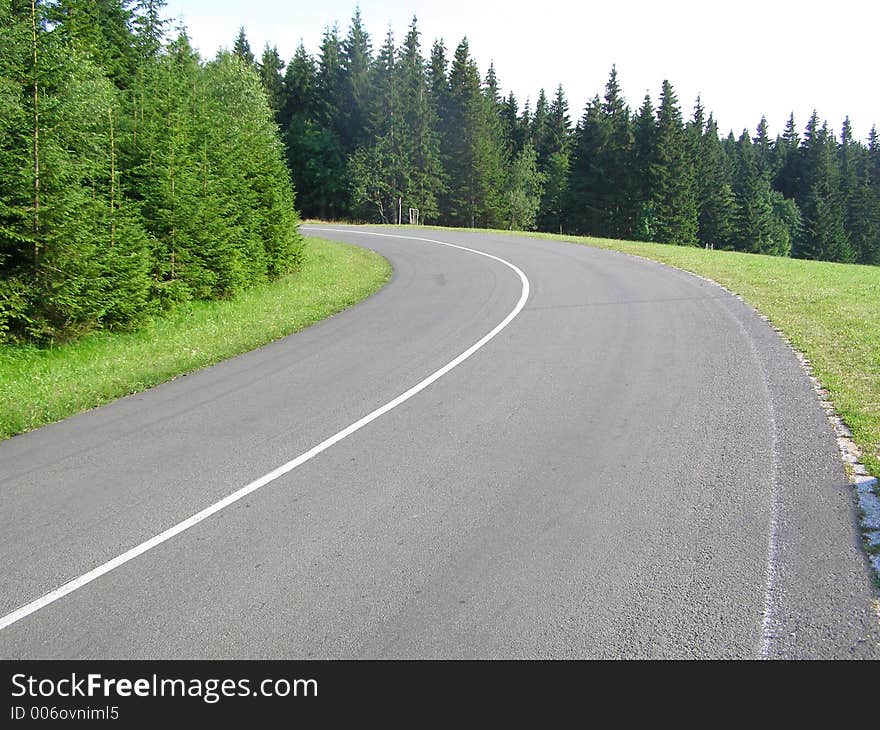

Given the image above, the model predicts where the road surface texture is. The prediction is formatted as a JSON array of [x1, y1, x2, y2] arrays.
[[1, 226, 877, 659]]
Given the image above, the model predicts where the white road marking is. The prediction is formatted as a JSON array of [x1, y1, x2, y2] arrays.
[[760, 405, 782, 659], [650, 261, 785, 658], [0, 227, 530, 632]]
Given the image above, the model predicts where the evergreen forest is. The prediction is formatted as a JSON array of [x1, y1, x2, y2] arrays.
[[0, 0, 302, 344], [267, 11, 879, 266], [2, 4, 878, 345]]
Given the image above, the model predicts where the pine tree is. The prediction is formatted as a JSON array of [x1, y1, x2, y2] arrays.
[[442, 38, 505, 227], [753, 115, 772, 178], [537, 85, 571, 232], [339, 8, 372, 153], [548, 84, 571, 155], [566, 96, 606, 236], [279, 42, 316, 129], [257, 44, 285, 123], [1, 0, 303, 342], [774, 112, 801, 200], [794, 112, 853, 261], [499, 91, 522, 156], [853, 126, 880, 265], [505, 143, 544, 230], [305, 24, 348, 217], [631, 92, 658, 240], [652, 80, 698, 245], [599, 66, 633, 237], [693, 113, 736, 247], [530, 88, 551, 168], [732, 130, 791, 255], [232, 26, 254, 67], [397, 16, 443, 221], [131, 0, 165, 57], [349, 28, 407, 222], [49, 0, 139, 89], [0, 0, 150, 340], [484, 61, 501, 109]]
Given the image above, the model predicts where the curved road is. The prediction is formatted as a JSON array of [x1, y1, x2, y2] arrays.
[[0, 226, 877, 659]]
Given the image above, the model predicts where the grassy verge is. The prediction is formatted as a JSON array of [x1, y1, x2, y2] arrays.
[[0, 236, 391, 440], [363, 223, 880, 478]]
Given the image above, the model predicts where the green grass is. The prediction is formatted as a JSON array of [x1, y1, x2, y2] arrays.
[[0, 236, 391, 440], [363, 223, 880, 479]]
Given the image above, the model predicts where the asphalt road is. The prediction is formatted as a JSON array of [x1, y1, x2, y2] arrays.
[[1, 226, 877, 659]]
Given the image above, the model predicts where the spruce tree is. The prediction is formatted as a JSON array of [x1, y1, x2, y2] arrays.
[[442, 38, 505, 227], [499, 91, 523, 157], [307, 24, 348, 217], [279, 42, 345, 220], [484, 62, 502, 110], [774, 112, 801, 200], [505, 143, 544, 230], [566, 96, 606, 235], [548, 84, 572, 156], [530, 88, 551, 168], [753, 115, 772, 178], [349, 28, 407, 223], [599, 66, 633, 237], [315, 25, 344, 132], [49, 0, 139, 89], [257, 44, 285, 123], [652, 80, 698, 245], [232, 26, 254, 67], [732, 129, 790, 255], [537, 85, 571, 232], [339, 8, 372, 153], [427, 38, 449, 120], [631, 93, 658, 240], [397, 16, 443, 222], [279, 42, 316, 129], [0, 0, 149, 340], [1, 0, 303, 342], [836, 117, 869, 261], [794, 112, 853, 261], [132, 0, 165, 58], [693, 113, 736, 248], [854, 126, 880, 265]]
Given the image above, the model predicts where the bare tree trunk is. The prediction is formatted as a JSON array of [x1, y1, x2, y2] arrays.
[[30, 0, 40, 263], [169, 141, 176, 279], [109, 107, 116, 247]]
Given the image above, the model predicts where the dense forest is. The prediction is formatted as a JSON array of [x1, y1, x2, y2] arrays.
[[2, 6, 879, 343], [248, 10, 878, 267], [0, 0, 302, 344]]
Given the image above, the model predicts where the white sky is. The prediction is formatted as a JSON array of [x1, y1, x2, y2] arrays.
[[164, 0, 879, 143]]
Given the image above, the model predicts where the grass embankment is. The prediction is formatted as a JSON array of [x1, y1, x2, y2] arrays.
[[0, 236, 391, 441]]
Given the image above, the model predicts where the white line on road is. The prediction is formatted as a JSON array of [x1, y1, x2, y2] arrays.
[[0, 227, 530, 632]]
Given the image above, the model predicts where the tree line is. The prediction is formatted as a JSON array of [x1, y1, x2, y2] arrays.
[[0, 0, 302, 344], [247, 10, 878, 266]]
